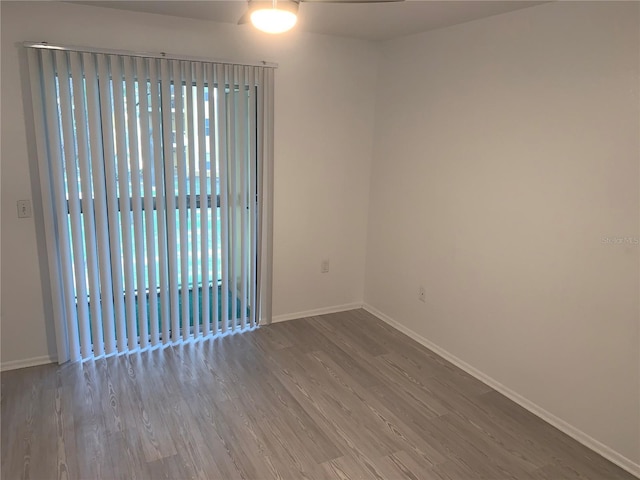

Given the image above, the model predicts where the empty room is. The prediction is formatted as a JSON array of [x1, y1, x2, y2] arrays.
[[1, 0, 638, 478]]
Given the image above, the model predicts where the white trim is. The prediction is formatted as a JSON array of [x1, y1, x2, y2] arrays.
[[362, 303, 640, 479], [271, 302, 363, 324], [1, 355, 57, 372]]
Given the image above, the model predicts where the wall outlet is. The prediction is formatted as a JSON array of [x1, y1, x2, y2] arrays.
[[418, 285, 426, 303], [17, 199, 32, 218], [321, 259, 330, 274]]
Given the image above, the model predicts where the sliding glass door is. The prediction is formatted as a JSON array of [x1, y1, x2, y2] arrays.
[[27, 46, 274, 362]]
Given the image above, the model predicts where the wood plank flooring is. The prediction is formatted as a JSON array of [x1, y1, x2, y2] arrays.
[[1, 309, 635, 479]]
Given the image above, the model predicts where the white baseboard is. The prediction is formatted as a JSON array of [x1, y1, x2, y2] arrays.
[[1, 355, 57, 372], [362, 303, 640, 479], [271, 302, 363, 324]]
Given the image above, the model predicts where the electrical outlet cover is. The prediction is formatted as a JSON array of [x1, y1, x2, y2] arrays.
[[321, 259, 330, 273]]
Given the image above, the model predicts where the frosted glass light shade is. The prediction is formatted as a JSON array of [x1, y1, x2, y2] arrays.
[[250, 8, 297, 34]]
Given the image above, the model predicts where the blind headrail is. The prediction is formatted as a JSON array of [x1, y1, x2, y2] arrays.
[[23, 41, 278, 69]]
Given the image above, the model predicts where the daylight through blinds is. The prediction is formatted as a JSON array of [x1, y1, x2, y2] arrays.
[[27, 46, 274, 361]]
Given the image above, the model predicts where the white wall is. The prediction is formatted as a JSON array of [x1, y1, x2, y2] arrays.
[[365, 1, 639, 467], [0, 1, 377, 365]]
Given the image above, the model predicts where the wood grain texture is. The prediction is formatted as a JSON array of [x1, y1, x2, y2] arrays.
[[1, 309, 635, 480]]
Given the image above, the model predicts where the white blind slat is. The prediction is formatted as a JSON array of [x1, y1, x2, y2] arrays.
[[228, 65, 238, 331], [149, 58, 166, 347], [164, 60, 180, 344], [84, 52, 116, 355], [28, 49, 71, 362], [162, 60, 180, 343], [255, 67, 265, 325], [45, 49, 81, 362], [186, 63, 200, 339], [70, 52, 104, 356], [264, 68, 275, 325], [111, 55, 137, 350], [136, 56, 157, 350], [196, 63, 210, 337], [238, 66, 248, 330], [217, 64, 230, 334], [56, 50, 92, 358], [124, 56, 148, 350], [208, 63, 219, 335], [97, 54, 127, 352], [248, 67, 258, 328], [175, 61, 190, 341]]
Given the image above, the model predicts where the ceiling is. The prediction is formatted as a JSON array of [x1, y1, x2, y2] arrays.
[[71, 0, 544, 41]]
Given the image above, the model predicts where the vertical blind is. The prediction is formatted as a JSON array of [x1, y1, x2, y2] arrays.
[[26, 45, 274, 363]]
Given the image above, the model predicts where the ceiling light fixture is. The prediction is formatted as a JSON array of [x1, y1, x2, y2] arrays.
[[250, 0, 298, 34], [241, 0, 403, 34]]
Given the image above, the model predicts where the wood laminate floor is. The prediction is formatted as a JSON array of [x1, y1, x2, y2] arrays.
[[1, 309, 635, 480]]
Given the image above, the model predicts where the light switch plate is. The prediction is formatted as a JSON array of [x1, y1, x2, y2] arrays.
[[17, 199, 32, 218]]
